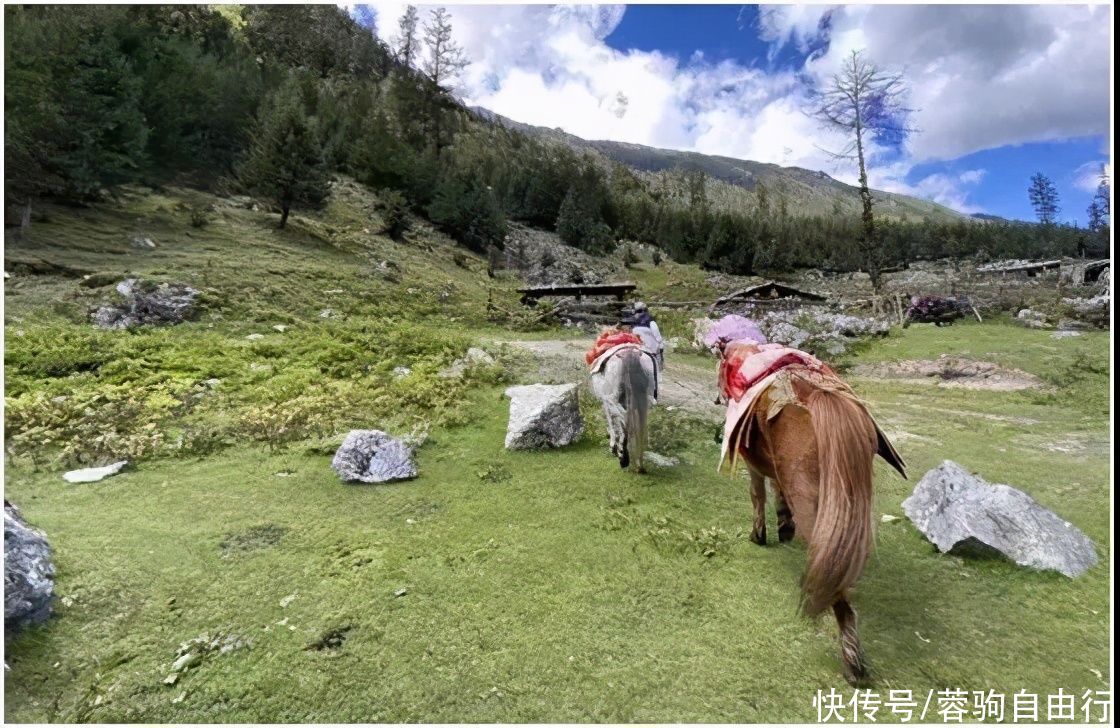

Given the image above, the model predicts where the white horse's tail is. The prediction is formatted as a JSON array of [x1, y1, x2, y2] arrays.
[[618, 348, 651, 470]]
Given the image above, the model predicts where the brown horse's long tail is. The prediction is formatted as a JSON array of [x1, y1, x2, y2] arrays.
[[801, 387, 879, 617]]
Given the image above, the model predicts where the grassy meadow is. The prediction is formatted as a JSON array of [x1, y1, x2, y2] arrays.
[[3, 184, 1111, 722]]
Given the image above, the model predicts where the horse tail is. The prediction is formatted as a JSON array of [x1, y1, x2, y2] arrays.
[[620, 348, 651, 470], [801, 387, 878, 617]]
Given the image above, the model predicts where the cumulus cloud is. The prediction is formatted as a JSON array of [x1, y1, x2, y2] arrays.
[[763, 4, 1111, 162], [351, 4, 1109, 216], [1073, 160, 1110, 192]]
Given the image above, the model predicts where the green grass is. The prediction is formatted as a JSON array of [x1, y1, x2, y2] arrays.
[[4, 183, 1111, 722]]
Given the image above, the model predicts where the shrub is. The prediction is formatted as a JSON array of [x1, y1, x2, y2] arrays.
[[380, 189, 409, 240], [428, 172, 507, 254]]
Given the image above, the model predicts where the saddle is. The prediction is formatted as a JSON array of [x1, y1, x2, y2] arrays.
[[717, 342, 905, 478], [588, 342, 660, 401]]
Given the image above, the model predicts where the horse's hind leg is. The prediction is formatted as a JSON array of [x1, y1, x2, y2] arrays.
[[775, 489, 796, 543], [748, 470, 767, 545], [833, 597, 869, 686], [602, 402, 619, 456]]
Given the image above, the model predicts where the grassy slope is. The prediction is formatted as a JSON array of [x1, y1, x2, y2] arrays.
[[3, 186, 1111, 722]]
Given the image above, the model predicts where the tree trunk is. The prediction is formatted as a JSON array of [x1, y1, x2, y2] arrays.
[[19, 199, 32, 239], [279, 204, 290, 229], [853, 117, 881, 292]]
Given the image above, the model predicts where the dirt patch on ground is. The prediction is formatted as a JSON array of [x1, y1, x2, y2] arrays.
[[852, 357, 1044, 391]]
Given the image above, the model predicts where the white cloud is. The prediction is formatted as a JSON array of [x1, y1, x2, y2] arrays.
[[352, 4, 1109, 216], [763, 4, 1111, 162], [1073, 161, 1110, 192]]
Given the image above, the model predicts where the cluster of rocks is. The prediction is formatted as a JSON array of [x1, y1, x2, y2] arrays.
[[504, 223, 623, 287], [693, 309, 891, 357], [92, 278, 199, 330], [1018, 290, 1109, 332], [4, 501, 55, 632], [903, 461, 1097, 578], [163, 631, 249, 686]]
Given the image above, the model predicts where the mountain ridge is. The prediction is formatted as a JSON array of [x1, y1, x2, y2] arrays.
[[470, 106, 967, 223]]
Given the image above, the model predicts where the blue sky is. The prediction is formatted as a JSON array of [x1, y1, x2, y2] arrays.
[[358, 4, 1111, 224]]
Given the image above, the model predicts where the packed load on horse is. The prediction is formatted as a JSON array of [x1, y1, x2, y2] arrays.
[[586, 328, 659, 472], [711, 314, 906, 685], [700, 313, 767, 354], [904, 294, 979, 326]]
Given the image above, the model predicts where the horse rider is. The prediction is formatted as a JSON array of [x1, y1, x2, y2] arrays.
[[626, 301, 665, 370]]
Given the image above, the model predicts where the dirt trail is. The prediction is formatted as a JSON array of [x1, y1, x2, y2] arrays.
[[493, 337, 725, 422]]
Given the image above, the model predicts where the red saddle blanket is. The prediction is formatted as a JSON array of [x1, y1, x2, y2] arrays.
[[585, 331, 643, 367], [718, 342, 832, 402]]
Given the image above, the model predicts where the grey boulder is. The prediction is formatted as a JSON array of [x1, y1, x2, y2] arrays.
[[4, 501, 56, 631], [503, 383, 583, 450], [331, 430, 418, 483], [92, 278, 199, 329], [902, 461, 1097, 577]]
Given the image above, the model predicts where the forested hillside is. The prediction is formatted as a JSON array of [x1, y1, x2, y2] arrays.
[[4, 5, 1103, 278], [471, 107, 966, 222]]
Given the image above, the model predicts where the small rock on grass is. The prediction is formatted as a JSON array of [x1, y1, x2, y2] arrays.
[[645, 452, 680, 468], [880, 514, 900, 523], [63, 461, 128, 484], [331, 430, 418, 484]]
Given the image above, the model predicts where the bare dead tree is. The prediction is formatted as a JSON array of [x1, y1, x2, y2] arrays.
[[809, 49, 915, 291], [422, 7, 468, 92], [392, 5, 420, 68]]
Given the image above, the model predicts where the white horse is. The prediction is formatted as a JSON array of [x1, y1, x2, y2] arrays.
[[589, 345, 658, 472]]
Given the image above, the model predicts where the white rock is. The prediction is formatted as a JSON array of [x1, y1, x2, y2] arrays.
[[902, 460, 1098, 577], [63, 461, 128, 483], [439, 347, 496, 378], [331, 430, 418, 483], [245, 333, 264, 341], [645, 452, 680, 468], [503, 384, 583, 450]]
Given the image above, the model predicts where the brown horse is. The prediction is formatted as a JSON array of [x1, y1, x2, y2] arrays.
[[718, 340, 906, 684]]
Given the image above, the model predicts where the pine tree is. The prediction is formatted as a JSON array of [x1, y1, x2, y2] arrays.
[[239, 79, 331, 228], [4, 6, 149, 201], [427, 171, 506, 253], [1028, 173, 1060, 225], [420, 7, 469, 155]]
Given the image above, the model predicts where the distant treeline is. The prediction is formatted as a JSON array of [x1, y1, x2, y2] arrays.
[[4, 5, 1107, 274]]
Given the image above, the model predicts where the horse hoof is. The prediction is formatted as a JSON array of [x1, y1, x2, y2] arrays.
[[778, 524, 796, 543], [749, 528, 767, 546], [842, 662, 871, 688], [619, 451, 630, 469]]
